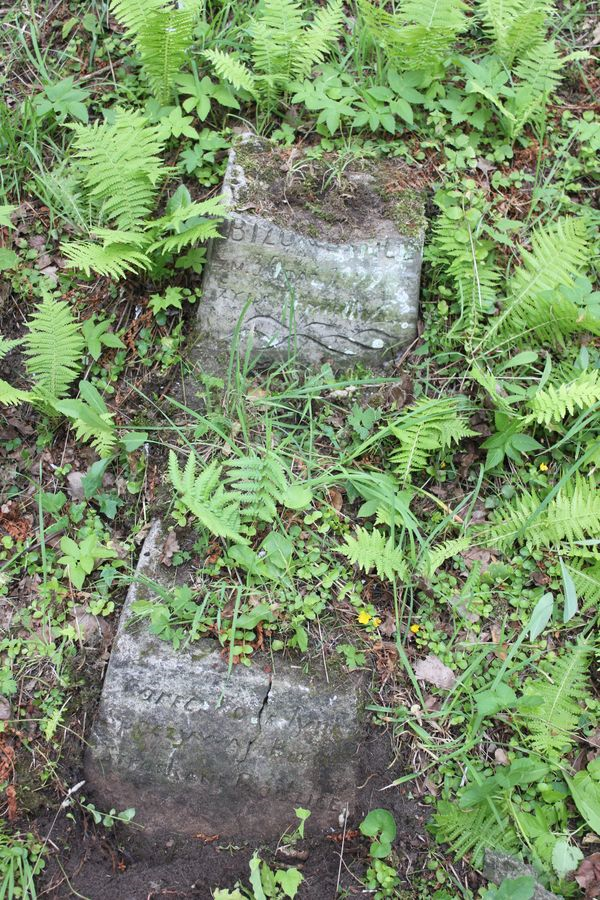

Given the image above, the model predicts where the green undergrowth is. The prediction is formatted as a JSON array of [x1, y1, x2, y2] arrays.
[[0, 0, 599, 897]]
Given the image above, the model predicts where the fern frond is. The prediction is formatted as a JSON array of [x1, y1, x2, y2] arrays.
[[518, 643, 593, 760], [478, 0, 552, 66], [292, 0, 344, 81], [488, 217, 589, 347], [61, 239, 152, 278], [509, 39, 566, 136], [54, 382, 118, 458], [488, 474, 600, 551], [358, 0, 467, 72], [110, 0, 165, 35], [0, 336, 22, 361], [168, 450, 247, 544], [430, 799, 519, 867], [69, 110, 168, 230], [204, 49, 256, 94], [137, 5, 197, 104], [0, 380, 30, 406], [389, 398, 475, 483], [226, 451, 288, 523], [339, 527, 408, 582], [507, 286, 600, 347], [422, 536, 471, 579], [24, 298, 83, 399], [526, 370, 600, 428], [567, 560, 600, 613]]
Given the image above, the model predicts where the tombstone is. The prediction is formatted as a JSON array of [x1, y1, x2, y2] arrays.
[[84, 521, 376, 840], [193, 136, 425, 372]]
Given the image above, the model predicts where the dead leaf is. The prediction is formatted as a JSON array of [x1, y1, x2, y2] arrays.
[[414, 654, 457, 690], [0, 697, 11, 720], [462, 547, 496, 573], [575, 853, 600, 898], [159, 531, 180, 566], [494, 747, 509, 766], [6, 784, 17, 821], [327, 488, 343, 512], [379, 612, 397, 637], [66, 471, 85, 501]]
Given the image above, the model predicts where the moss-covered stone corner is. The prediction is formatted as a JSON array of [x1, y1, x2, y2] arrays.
[[391, 189, 428, 238], [228, 135, 427, 244]]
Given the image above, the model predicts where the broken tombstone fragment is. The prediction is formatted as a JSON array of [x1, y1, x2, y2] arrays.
[[192, 137, 425, 372], [84, 521, 379, 840]]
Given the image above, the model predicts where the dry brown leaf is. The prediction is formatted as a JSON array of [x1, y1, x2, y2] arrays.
[[414, 654, 457, 690], [159, 531, 180, 566], [575, 853, 600, 897]]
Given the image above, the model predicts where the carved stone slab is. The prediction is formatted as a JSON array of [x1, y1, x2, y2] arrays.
[[193, 138, 425, 370], [84, 522, 368, 839]]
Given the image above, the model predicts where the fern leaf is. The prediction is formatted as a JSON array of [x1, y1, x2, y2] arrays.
[[487, 217, 589, 348], [226, 451, 288, 523], [0, 380, 30, 406], [61, 240, 152, 278], [509, 40, 567, 136], [0, 336, 22, 361], [339, 527, 408, 582], [567, 561, 600, 613], [526, 370, 600, 428], [478, 0, 552, 66], [24, 298, 83, 399], [110, 0, 165, 35], [54, 382, 118, 458], [168, 451, 247, 544], [488, 474, 600, 550], [293, 0, 344, 81], [389, 397, 475, 483], [137, 5, 197, 104], [422, 536, 471, 578], [430, 799, 519, 867], [69, 110, 168, 230], [204, 49, 256, 94], [518, 643, 593, 760]]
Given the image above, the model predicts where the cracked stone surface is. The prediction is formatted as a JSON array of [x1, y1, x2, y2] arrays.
[[85, 521, 369, 838], [193, 137, 424, 371]]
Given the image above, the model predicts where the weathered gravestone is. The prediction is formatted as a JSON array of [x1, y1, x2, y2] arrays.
[[193, 137, 426, 371], [85, 521, 376, 839]]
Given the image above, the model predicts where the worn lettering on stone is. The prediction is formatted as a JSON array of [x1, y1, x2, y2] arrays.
[[193, 139, 425, 371], [85, 522, 369, 839]]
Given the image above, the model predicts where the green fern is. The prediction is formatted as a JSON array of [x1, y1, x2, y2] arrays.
[[206, 0, 343, 105], [69, 110, 168, 230], [389, 398, 476, 483], [168, 450, 247, 544], [518, 643, 593, 760], [24, 298, 83, 399], [137, 5, 198, 104], [422, 536, 471, 579], [430, 799, 519, 867], [203, 49, 257, 94], [339, 527, 408, 582], [358, 0, 468, 73], [478, 0, 553, 66], [149, 197, 227, 256], [526, 370, 600, 428], [225, 451, 288, 523], [508, 40, 569, 136], [54, 382, 118, 458], [488, 474, 600, 551], [486, 217, 589, 348], [566, 560, 600, 613], [0, 380, 30, 406], [61, 239, 152, 278], [110, 0, 165, 34]]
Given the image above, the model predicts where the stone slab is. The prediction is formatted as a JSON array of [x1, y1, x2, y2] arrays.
[[84, 521, 371, 839], [193, 137, 425, 371]]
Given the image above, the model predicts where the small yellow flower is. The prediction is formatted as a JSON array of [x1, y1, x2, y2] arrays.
[[372, 617, 382, 627], [539, 462, 549, 472], [410, 623, 420, 634], [358, 610, 371, 625]]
